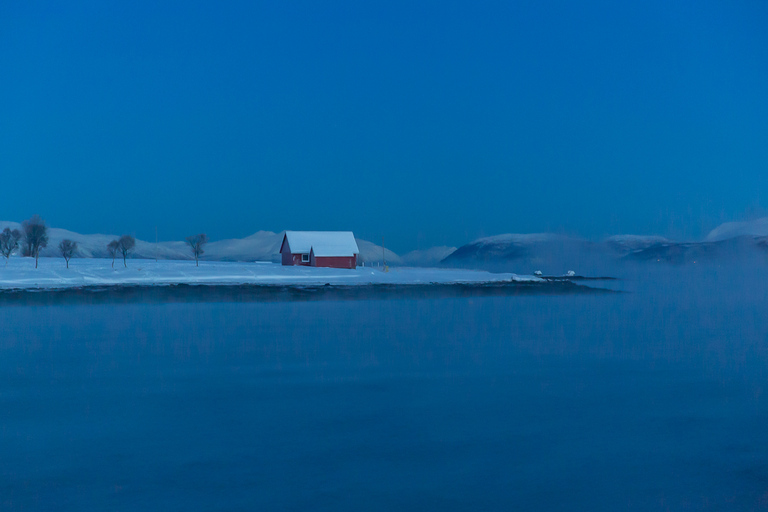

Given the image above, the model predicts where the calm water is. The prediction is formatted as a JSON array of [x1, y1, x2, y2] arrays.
[[2, 267, 768, 511]]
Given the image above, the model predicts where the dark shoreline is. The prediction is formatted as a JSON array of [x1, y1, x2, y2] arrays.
[[541, 276, 619, 281], [0, 280, 616, 306]]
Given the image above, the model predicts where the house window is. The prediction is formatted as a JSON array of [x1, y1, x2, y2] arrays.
[[301, 254, 309, 262]]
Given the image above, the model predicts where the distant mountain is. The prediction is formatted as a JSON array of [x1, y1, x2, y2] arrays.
[[444, 229, 768, 272], [441, 233, 604, 274], [604, 235, 673, 254], [0, 221, 190, 260], [355, 239, 402, 266], [618, 236, 768, 264], [443, 233, 572, 262], [5, 217, 768, 269], [402, 246, 457, 267], [705, 217, 768, 242], [204, 231, 284, 262], [618, 219, 768, 263]]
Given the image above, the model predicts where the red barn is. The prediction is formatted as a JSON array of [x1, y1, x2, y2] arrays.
[[280, 231, 359, 269]]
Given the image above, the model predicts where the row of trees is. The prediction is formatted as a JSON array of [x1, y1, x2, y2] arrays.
[[1, 215, 210, 268], [107, 235, 135, 268], [1, 216, 80, 268], [1, 215, 49, 268]]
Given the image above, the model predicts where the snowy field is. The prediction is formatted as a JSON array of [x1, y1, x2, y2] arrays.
[[0, 258, 539, 290]]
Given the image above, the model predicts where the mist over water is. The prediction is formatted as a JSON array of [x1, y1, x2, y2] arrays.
[[2, 265, 768, 510]]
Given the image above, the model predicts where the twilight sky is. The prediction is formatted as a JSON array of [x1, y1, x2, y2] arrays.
[[1, 1, 767, 252]]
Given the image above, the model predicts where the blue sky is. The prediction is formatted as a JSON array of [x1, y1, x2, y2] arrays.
[[1, 1, 767, 252]]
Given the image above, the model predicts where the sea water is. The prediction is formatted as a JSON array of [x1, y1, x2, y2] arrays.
[[1, 266, 767, 510]]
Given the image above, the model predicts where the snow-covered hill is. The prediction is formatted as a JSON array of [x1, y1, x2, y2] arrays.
[[355, 239, 403, 266], [617, 235, 768, 263], [1, 221, 191, 260], [6, 218, 768, 272], [442, 233, 600, 271], [705, 217, 768, 242], [605, 235, 673, 253], [609, 219, 768, 264], [401, 246, 457, 267], [443, 230, 768, 272], [199, 231, 284, 262]]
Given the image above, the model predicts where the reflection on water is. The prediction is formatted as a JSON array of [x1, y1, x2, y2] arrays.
[[1, 266, 767, 511]]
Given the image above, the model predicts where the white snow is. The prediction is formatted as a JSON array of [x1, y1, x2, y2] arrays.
[[705, 217, 768, 242], [0, 258, 541, 290]]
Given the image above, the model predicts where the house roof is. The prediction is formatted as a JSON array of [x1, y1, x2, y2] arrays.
[[282, 231, 359, 257]]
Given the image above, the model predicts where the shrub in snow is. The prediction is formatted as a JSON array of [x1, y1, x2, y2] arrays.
[[59, 239, 78, 269], [107, 240, 120, 268], [118, 235, 136, 268], [185, 233, 209, 266], [22, 215, 48, 268], [0, 228, 22, 266]]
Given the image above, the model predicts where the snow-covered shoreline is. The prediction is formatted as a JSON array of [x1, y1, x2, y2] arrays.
[[0, 258, 540, 290]]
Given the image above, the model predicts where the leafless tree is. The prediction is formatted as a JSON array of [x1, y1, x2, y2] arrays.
[[118, 235, 135, 267], [185, 233, 208, 266], [22, 215, 48, 268], [0, 228, 22, 266], [58, 239, 78, 268], [107, 240, 120, 268]]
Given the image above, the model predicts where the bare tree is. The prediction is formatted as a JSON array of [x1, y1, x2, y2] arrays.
[[22, 215, 48, 268], [107, 240, 120, 268], [58, 239, 78, 268], [0, 228, 22, 266], [185, 233, 208, 266], [118, 235, 135, 267]]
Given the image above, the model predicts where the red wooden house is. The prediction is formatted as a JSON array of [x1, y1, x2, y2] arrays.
[[280, 231, 360, 269]]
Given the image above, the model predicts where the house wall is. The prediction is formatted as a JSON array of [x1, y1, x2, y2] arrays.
[[293, 254, 311, 266], [311, 255, 357, 269], [282, 253, 310, 266], [281, 236, 357, 268], [280, 238, 311, 266]]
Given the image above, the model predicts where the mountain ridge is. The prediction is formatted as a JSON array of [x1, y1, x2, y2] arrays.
[[4, 217, 768, 268]]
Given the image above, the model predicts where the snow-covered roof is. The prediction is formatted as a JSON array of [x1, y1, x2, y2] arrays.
[[283, 231, 359, 257]]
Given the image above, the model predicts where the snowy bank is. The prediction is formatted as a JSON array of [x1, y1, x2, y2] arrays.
[[0, 258, 541, 290]]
